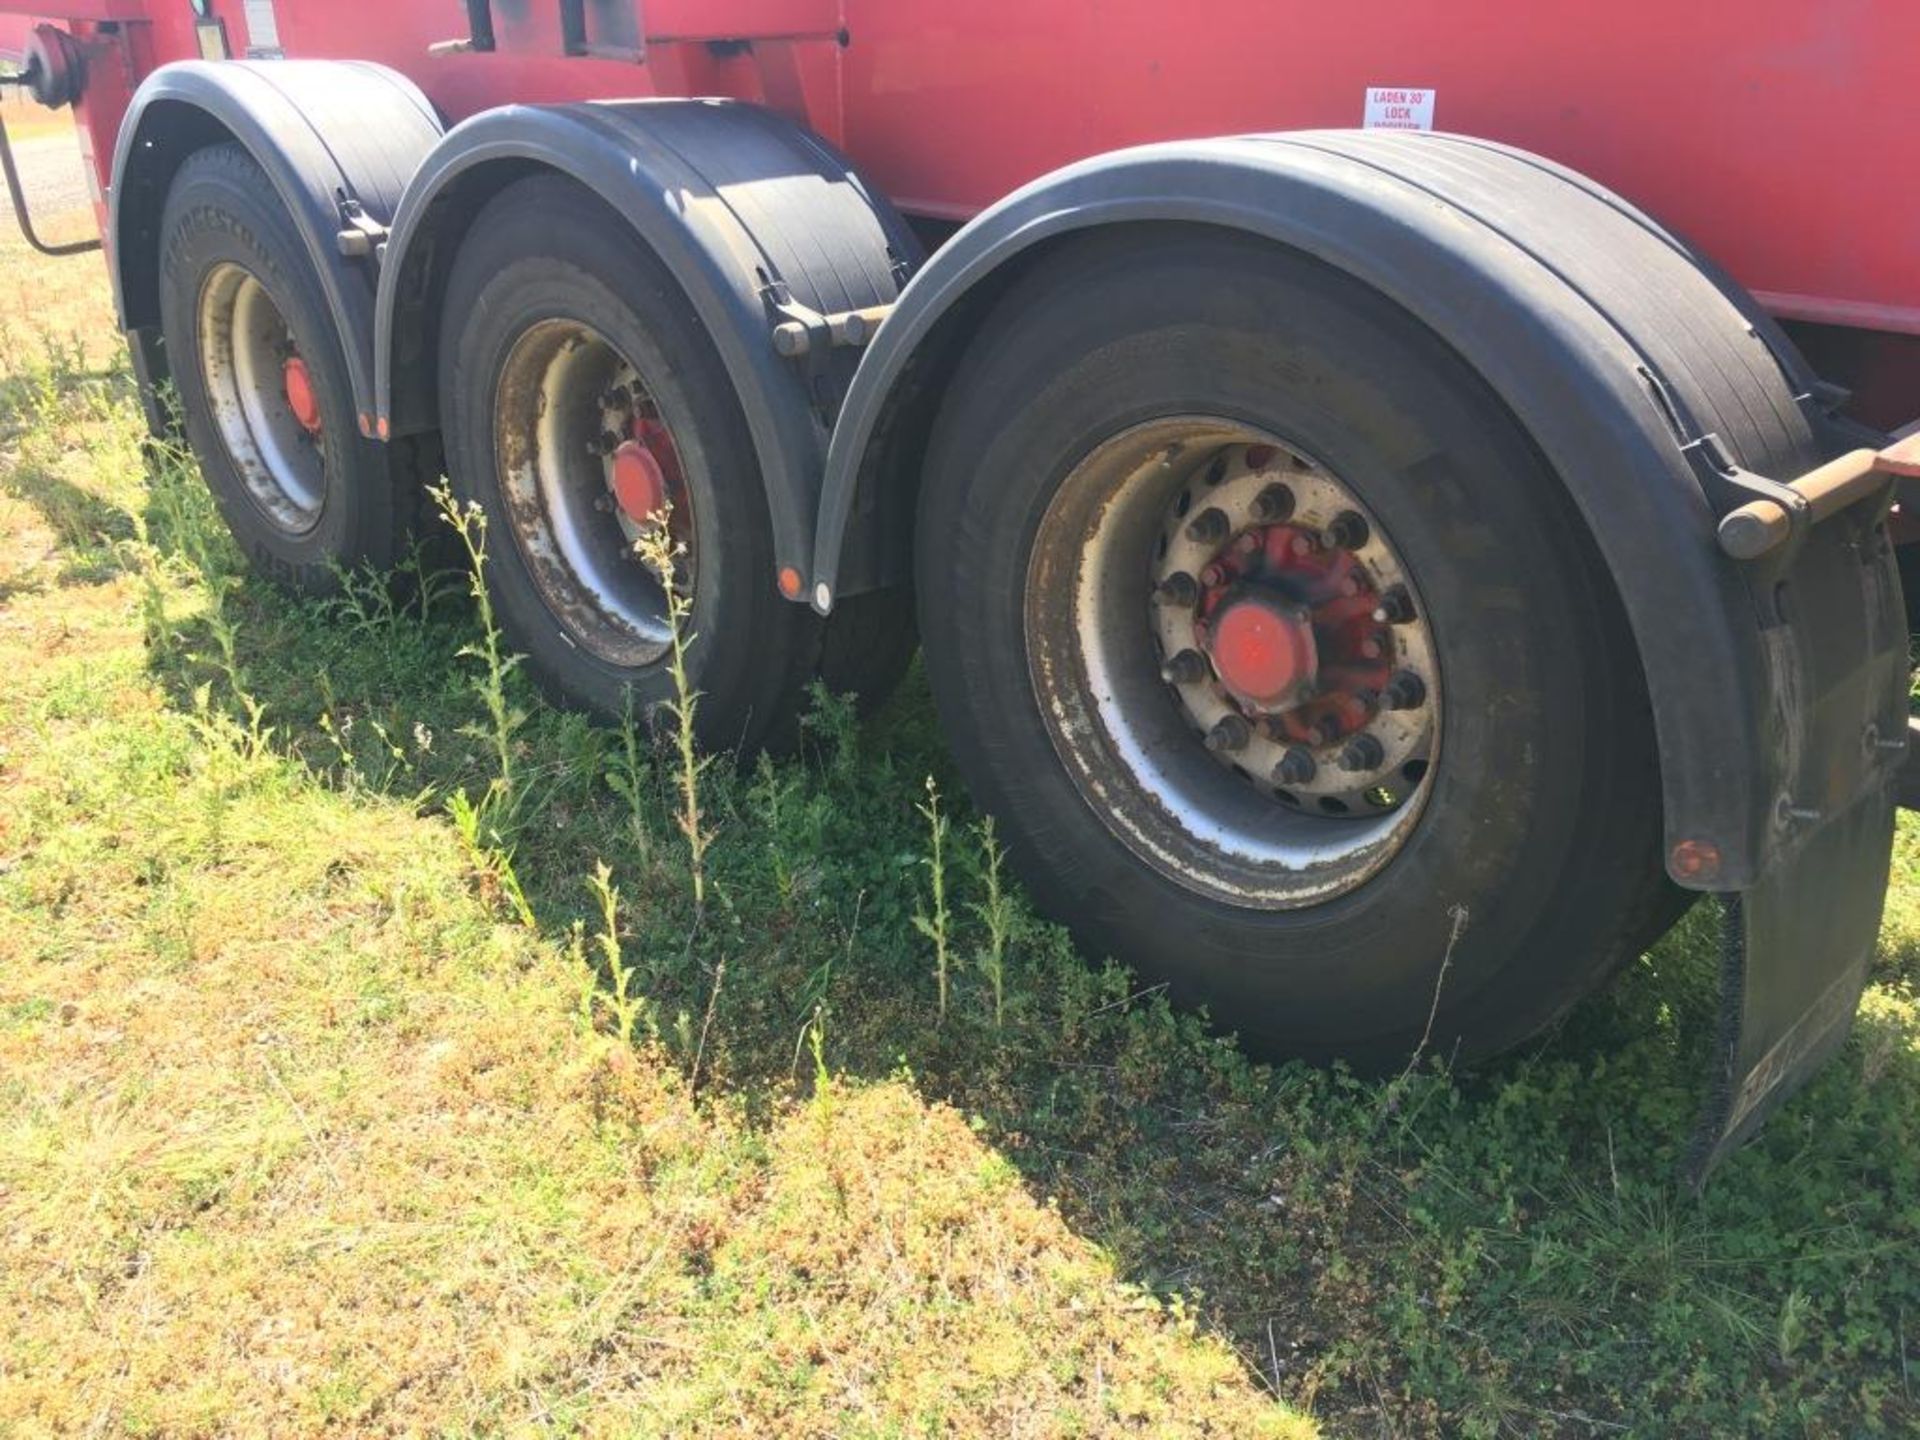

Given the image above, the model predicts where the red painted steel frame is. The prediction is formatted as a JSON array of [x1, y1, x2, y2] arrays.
[[8, 0, 1920, 345]]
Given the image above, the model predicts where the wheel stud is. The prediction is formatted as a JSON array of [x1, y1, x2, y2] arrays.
[[1250, 483, 1296, 523], [600, 385, 631, 409], [1373, 585, 1416, 624], [1204, 714, 1252, 753], [1156, 571, 1199, 606], [1339, 734, 1385, 772], [1186, 507, 1231, 544], [1273, 747, 1317, 785], [1381, 669, 1427, 710], [1161, 649, 1210, 685], [1327, 510, 1370, 549]]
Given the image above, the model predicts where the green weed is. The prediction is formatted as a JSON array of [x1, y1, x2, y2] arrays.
[[633, 512, 710, 915], [970, 814, 1014, 1028], [913, 774, 953, 1020]]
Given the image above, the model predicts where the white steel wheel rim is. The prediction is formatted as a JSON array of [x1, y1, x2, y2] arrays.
[[1025, 418, 1442, 909], [196, 263, 325, 532], [491, 317, 694, 668]]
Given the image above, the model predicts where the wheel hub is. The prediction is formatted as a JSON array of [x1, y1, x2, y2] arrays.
[[598, 389, 689, 550], [609, 438, 666, 524], [1202, 592, 1317, 709], [196, 263, 324, 533], [1150, 441, 1438, 817], [1191, 522, 1391, 747], [282, 354, 321, 434], [491, 321, 696, 667], [1029, 421, 1442, 908]]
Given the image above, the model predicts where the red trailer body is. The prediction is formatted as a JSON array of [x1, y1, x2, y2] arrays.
[[30, 2, 1920, 339], [2, 0, 1916, 1182]]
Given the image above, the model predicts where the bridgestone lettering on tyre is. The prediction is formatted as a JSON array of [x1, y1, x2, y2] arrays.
[[917, 227, 1680, 1068]]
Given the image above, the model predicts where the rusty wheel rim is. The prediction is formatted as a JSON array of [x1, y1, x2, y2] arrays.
[[1025, 418, 1441, 908], [492, 318, 694, 667], [196, 263, 326, 533]]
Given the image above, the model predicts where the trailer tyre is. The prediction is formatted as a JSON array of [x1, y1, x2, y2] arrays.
[[436, 175, 825, 751], [918, 228, 1677, 1066], [158, 143, 428, 595]]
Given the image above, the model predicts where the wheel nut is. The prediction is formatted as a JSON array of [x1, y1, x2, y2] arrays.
[[1381, 669, 1427, 710], [1204, 715, 1252, 753], [1161, 649, 1209, 685], [600, 385, 631, 409], [1373, 585, 1416, 625], [1273, 747, 1317, 785], [1327, 510, 1370, 549], [1186, 507, 1231, 544], [1339, 734, 1385, 772], [1156, 572, 1199, 606], [1205, 718, 1251, 760], [1250, 484, 1296, 523]]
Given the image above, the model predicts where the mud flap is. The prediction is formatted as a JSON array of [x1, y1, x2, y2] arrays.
[[1687, 794, 1895, 1186], [1683, 474, 1907, 1187]]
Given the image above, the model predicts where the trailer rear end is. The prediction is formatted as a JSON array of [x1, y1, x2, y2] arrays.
[[2, 0, 1915, 1183]]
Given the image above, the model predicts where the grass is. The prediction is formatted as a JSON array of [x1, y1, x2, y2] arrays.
[[1, 137, 1918, 1437]]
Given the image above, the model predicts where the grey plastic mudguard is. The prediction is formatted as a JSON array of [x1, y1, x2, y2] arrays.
[[108, 60, 444, 429], [373, 99, 919, 584]]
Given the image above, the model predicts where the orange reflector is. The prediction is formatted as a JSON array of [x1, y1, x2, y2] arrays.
[[1669, 838, 1722, 883]]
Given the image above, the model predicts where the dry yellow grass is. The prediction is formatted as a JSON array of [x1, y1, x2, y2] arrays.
[[0, 579, 1306, 1434], [0, 109, 119, 369]]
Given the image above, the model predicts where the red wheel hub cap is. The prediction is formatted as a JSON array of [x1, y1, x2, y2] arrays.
[[1191, 522, 1393, 746], [282, 355, 321, 434], [610, 439, 668, 524], [1208, 598, 1318, 708]]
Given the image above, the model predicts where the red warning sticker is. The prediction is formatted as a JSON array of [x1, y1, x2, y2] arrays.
[[1363, 87, 1436, 131]]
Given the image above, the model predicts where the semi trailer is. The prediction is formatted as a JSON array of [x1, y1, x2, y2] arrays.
[[3, 1, 1916, 1183]]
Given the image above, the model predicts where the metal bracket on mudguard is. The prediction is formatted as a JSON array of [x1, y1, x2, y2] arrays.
[[1684, 432, 1815, 564]]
